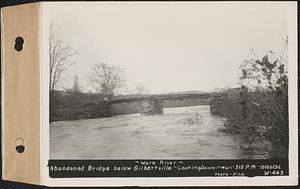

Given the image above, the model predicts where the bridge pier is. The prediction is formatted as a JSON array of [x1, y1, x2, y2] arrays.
[[140, 99, 164, 115]]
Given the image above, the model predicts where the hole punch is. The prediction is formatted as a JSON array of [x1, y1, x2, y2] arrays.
[[15, 138, 25, 153], [14, 36, 24, 51]]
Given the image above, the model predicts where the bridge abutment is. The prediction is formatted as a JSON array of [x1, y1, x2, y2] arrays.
[[140, 99, 164, 115], [209, 86, 248, 119]]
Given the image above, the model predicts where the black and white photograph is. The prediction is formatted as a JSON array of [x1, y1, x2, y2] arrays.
[[46, 2, 292, 166], [0, 1, 297, 187]]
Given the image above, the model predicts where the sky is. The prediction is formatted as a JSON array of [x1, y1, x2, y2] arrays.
[[45, 2, 289, 94]]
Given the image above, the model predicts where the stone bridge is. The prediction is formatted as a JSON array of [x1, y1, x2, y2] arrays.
[[50, 87, 248, 122], [106, 86, 248, 116], [108, 93, 211, 115]]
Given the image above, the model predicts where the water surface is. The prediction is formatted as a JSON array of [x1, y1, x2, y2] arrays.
[[50, 105, 244, 159]]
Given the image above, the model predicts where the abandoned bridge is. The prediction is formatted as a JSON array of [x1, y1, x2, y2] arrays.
[[108, 93, 211, 115], [50, 87, 248, 122]]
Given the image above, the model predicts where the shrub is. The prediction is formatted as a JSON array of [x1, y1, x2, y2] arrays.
[[221, 39, 289, 159]]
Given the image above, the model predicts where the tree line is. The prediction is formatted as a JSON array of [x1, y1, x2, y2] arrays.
[[49, 23, 149, 106]]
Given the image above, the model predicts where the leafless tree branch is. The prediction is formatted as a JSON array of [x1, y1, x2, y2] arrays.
[[49, 22, 78, 98], [89, 63, 126, 99]]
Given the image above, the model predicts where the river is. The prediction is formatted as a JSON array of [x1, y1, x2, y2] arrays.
[[50, 105, 245, 159]]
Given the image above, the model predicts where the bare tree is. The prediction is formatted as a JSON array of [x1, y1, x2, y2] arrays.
[[49, 23, 78, 99], [134, 84, 149, 95], [90, 63, 126, 100], [71, 74, 81, 94], [67, 74, 82, 104]]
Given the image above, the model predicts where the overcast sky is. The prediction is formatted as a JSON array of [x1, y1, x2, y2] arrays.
[[45, 2, 289, 94]]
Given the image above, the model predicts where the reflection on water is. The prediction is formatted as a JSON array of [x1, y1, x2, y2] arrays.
[[50, 105, 245, 159]]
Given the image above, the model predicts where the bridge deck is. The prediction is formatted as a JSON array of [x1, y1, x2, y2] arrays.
[[107, 93, 211, 104]]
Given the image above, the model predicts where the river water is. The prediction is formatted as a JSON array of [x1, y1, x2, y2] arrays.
[[50, 105, 245, 159]]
